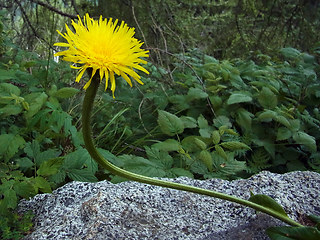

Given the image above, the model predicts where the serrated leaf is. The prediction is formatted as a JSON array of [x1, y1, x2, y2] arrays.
[[37, 158, 64, 177], [33, 176, 52, 193], [220, 141, 251, 150], [180, 116, 197, 128], [153, 139, 181, 152], [13, 181, 36, 199], [277, 127, 292, 141], [53, 87, 80, 98], [187, 87, 208, 100], [169, 168, 194, 178], [157, 110, 184, 136], [258, 87, 278, 109], [181, 136, 206, 152], [199, 150, 213, 171], [212, 130, 221, 144], [227, 92, 252, 105], [16, 157, 34, 172], [145, 146, 173, 169], [67, 168, 98, 182], [266, 226, 320, 240], [293, 131, 317, 152], [24, 92, 48, 119], [249, 194, 288, 217], [215, 145, 228, 160], [213, 116, 232, 128], [280, 47, 301, 60], [1, 188, 17, 210], [0, 134, 26, 162]]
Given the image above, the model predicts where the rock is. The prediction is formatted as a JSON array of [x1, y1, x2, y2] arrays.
[[18, 171, 320, 240]]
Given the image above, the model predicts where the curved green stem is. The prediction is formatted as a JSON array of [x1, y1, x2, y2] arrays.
[[82, 74, 302, 227]]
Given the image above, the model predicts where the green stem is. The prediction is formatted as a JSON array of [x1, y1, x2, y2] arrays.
[[82, 74, 302, 228]]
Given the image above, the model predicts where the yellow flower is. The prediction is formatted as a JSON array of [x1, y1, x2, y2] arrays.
[[54, 13, 149, 97]]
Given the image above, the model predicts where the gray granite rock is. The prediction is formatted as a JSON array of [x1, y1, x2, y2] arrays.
[[18, 171, 320, 240]]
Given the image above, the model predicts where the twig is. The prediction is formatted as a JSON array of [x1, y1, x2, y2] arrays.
[[30, 0, 78, 19]]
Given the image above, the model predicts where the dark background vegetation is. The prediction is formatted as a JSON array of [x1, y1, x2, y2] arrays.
[[0, 0, 320, 239]]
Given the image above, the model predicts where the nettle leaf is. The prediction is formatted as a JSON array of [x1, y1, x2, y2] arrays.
[[32, 176, 52, 193], [198, 115, 213, 138], [266, 226, 320, 240], [187, 87, 208, 100], [52, 87, 80, 98], [258, 87, 278, 109], [227, 92, 252, 105], [293, 131, 317, 152], [145, 146, 173, 169], [1, 188, 17, 210], [119, 155, 167, 177], [157, 110, 184, 136], [37, 158, 64, 177], [152, 139, 181, 152], [180, 116, 197, 128], [249, 194, 288, 218], [67, 169, 98, 182], [0, 134, 26, 162], [13, 181, 36, 199]]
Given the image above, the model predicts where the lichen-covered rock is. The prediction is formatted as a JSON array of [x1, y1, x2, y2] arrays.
[[18, 171, 320, 240]]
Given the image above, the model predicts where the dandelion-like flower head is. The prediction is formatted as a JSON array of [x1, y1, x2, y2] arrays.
[[54, 13, 149, 97]]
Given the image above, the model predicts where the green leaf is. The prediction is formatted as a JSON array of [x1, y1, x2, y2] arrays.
[[280, 47, 301, 60], [169, 168, 194, 178], [1, 188, 17, 210], [53, 87, 80, 98], [0, 134, 26, 161], [227, 92, 252, 105], [24, 92, 48, 119], [157, 110, 184, 136], [0, 82, 20, 96], [275, 115, 291, 128], [236, 108, 253, 132], [258, 87, 278, 109], [194, 138, 207, 150], [145, 146, 173, 169], [258, 110, 277, 121], [215, 145, 228, 160], [33, 176, 52, 193], [249, 194, 288, 217], [0, 104, 22, 116], [37, 158, 64, 177], [153, 139, 181, 152], [187, 87, 208, 100], [293, 131, 317, 152], [212, 130, 221, 145], [16, 157, 34, 172], [199, 150, 213, 171], [67, 168, 98, 182], [13, 181, 36, 199], [277, 127, 292, 141], [181, 136, 206, 152], [266, 226, 320, 240], [213, 115, 232, 128], [220, 141, 251, 150], [0, 69, 16, 81], [180, 116, 197, 128]]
